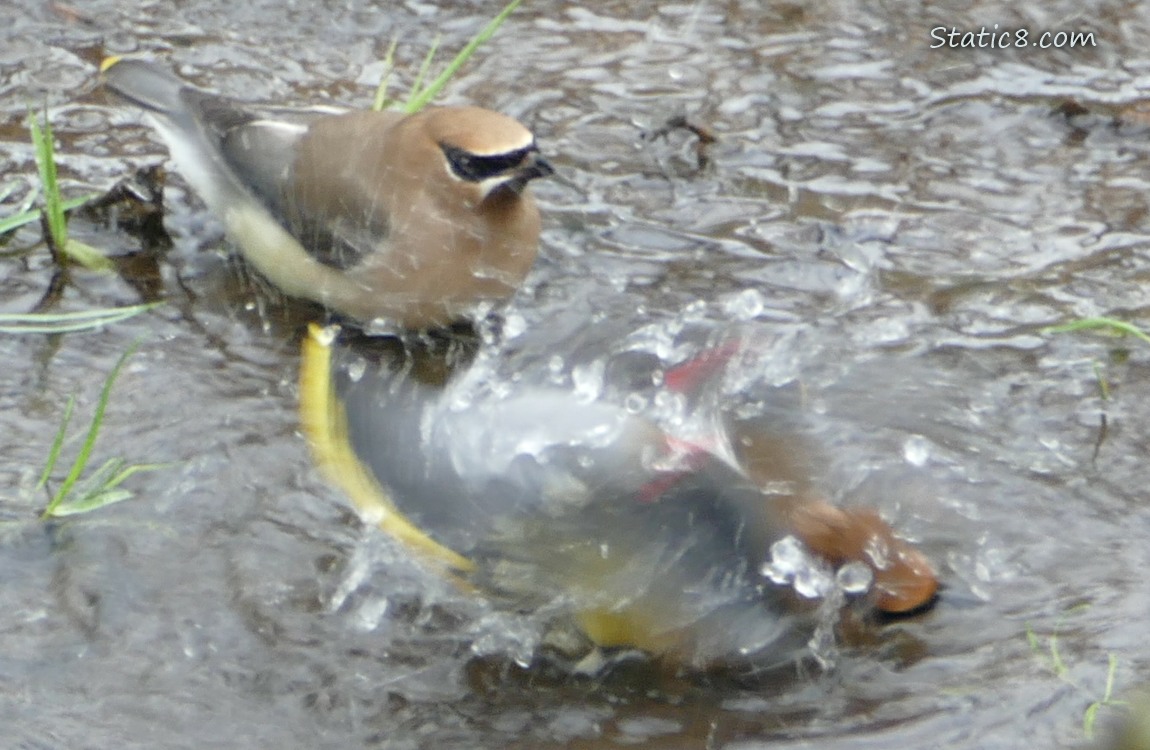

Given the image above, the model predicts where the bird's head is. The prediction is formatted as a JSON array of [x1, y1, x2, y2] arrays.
[[417, 106, 554, 204]]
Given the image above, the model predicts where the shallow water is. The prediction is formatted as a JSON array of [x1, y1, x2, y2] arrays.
[[3, 1, 1150, 748]]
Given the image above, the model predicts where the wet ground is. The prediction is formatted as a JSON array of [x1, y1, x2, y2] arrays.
[[4, 1, 1150, 748]]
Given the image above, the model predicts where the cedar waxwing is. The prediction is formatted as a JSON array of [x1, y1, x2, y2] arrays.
[[299, 325, 938, 668], [100, 57, 552, 328]]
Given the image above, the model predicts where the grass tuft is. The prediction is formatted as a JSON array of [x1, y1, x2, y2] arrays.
[[27, 109, 113, 271], [371, 0, 524, 115], [39, 342, 167, 518], [372, 37, 401, 112], [1083, 653, 1127, 740], [1044, 317, 1150, 346], [1026, 612, 1129, 740]]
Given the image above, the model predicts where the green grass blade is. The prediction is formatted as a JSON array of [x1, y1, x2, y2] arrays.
[[51, 488, 134, 517], [405, 35, 441, 110], [372, 37, 400, 112], [403, 0, 524, 114], [1092, 361, 1111, 401], [42, 341, 140, 518], [64, 456, 126, 503], [81, 457, 167, 496], [1048, 634, 1066, 677], [1104, 652, 1118, 701], [0, 194, 94, 236], [36, 394, 75, 492], [1025, 624, 1040, 653], [0, 303, 159, 334], [28, 110, 67, 249], [50, 459, 167, 517], [1045, 317, 1150, 346], [63, 239, 115, 272], [28, 110, 112, 271], [1083, 702, 1100, 740], [95, 460, 169, 496]]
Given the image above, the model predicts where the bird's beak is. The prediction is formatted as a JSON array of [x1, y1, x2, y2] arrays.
[[521, 151, 555, 181], [500, 151, 554, 195]]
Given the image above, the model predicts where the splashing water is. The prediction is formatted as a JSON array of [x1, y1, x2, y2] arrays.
[[760, 535, 878, 668], [469, 611, 543, 669]]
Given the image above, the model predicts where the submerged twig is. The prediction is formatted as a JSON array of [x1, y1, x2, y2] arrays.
[[644, 115, 718, 170]]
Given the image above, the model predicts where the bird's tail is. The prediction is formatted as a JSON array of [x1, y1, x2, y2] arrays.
[[98, 56, 233, 216], [100, 57, 188, 116]]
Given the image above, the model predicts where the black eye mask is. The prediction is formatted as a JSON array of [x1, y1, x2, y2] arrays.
[[440, 143, 536, 182]]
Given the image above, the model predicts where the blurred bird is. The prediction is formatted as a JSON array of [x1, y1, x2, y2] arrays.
[[300, 325, 938, 669], [100, 57, 552, 328]]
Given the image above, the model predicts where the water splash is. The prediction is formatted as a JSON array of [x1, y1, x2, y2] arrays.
[[761, 534, 879, 668], [468, 611, 543, 669], [571, 359, 605, 404], [721, 288, 766, 321]]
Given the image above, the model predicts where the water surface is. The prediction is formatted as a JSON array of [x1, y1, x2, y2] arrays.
[[2, 1, 1150, 747]]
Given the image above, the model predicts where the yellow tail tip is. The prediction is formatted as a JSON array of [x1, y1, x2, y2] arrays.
[[99, 55, 123, 73], [298, 322, 475, 575]]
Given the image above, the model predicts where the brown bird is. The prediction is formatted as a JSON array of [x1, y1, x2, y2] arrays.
[[100, 57, 552, 328]]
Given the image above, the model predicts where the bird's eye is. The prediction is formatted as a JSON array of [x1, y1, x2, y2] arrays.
[[441, 143, 533, 183]]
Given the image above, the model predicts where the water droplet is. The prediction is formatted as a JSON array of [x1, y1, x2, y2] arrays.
[[313, 325, 338, 346], [651, 389, 686, 425], [723, 288, 765, 321], [346, 356, 366, 383], [350, 595, 389, 632], [448, 389, 474, 411], [502, 311, 526, 339], [903, 434, 931, 467], [571, 360, 605, 404], [763, 536, 835, 599], [793, 564, 834, 599], [623, 392, 648, 414], [761, 536, 806, 584], [836, 561, 874, 594], [683, 299, 708, 319]]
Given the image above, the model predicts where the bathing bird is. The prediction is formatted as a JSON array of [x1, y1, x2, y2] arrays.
[[101, 57, 552, 328], [300, 325, 938, 668]]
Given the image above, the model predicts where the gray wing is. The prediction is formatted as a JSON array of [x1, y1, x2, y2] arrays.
[[104, 59, 368, 269], [190, 94, 374, 269]]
